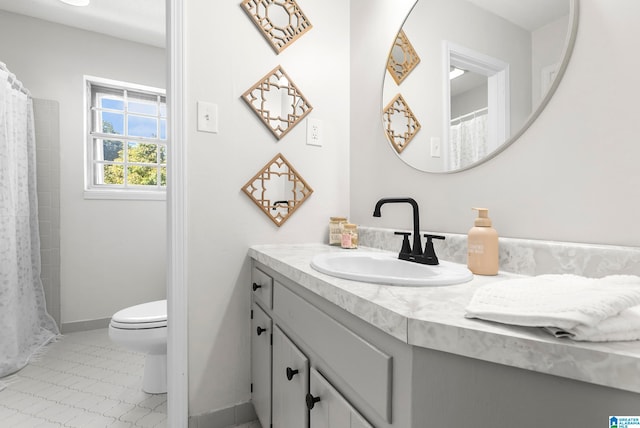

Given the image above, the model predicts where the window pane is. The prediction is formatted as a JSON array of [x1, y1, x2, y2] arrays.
[[160, 119, 167, 140], [128, 100, 158, 116], [159, 145, 166, 165], [160, 104, 167, 118], [161, 167, 166, 186], [101, 97, 124, 111], [128, 166, 158, 186], [96, 163, 124, 185], [128, 142, 158, 164], [101, 112, 124, 134], [96, 139, 124, 162], [128, 115, 158, 138]]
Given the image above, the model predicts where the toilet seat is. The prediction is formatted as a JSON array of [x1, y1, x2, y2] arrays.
[[110, 300, 167, 330]]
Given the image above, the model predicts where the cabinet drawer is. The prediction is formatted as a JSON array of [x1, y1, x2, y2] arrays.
[[274, 282, 392, 423], [252, 266, 273, 309]]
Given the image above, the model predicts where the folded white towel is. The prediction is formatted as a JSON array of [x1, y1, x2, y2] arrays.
[[465, 274, 640, 339], [546, 305, 640, 342]]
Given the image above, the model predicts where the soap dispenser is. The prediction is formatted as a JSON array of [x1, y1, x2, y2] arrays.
[[467, 207, 498, 275]]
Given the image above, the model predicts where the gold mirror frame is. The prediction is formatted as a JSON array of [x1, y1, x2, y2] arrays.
[[241, 0, 313, 54], [242, 153, 314, 227], [383, 93, 421, 154], [242, 65, 313, 140], [387, 30, 421, 85]]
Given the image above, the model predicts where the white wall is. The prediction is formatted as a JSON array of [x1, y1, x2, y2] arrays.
[[532, 16, 570, 107], [184, 0, 350, 416], [0, 11, 167, 324], [352, 0, 640, 247]]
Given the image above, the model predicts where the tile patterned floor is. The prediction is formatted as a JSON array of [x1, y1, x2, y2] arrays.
[[0, 329, 167, 427]]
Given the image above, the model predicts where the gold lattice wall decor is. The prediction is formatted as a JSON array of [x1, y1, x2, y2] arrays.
[[242, 153, 314, 227], [387, 30, 421, 85], [242, 65, 313, 140], [241, 0, 313, 54], [383, 94, 421, 154]]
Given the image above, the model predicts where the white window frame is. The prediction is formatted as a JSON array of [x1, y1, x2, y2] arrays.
[[84, 76, 167, 200]]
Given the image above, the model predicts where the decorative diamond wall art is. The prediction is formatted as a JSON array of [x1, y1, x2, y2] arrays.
[[387, 30, 420, 85], [241, 0, 313, 54], [383, 94, 421, 154], [242, 65, 313, 140], [242, 153, 314, 227]]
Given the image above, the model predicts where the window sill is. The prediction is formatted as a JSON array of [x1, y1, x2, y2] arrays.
[[84, 188, 167, 201]]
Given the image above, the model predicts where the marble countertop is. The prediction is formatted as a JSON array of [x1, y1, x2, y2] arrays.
[[248, 243, 640, 394]]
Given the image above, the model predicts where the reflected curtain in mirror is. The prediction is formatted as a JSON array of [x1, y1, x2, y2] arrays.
[[242, 153, 313, 227], [242, 65, 313, 140]]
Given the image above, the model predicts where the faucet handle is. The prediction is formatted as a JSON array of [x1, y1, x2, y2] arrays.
[[394, 231, 412, 255], [422, 234, 445, 265]]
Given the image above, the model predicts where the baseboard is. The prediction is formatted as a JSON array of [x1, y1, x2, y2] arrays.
[[61, 317, 111, 334], [188, 401, 257, 428]]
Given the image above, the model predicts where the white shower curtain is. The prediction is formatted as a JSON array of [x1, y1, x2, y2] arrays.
[[0, 64, 59, 383], [449, 112, 488, 170]]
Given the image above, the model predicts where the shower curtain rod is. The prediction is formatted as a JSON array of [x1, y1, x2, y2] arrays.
[[451, 106, 488, 124], [0, 61, 31, 97]]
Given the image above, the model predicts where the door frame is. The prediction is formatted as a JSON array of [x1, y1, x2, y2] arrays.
[[442, 41, 510, 167], [167, 0, 188, 426]]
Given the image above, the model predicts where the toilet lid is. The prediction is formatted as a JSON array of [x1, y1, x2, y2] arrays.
[[111, 300, 167, 329]]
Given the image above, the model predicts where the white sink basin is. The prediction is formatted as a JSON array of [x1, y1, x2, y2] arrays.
[[310, 251, 473, 286]]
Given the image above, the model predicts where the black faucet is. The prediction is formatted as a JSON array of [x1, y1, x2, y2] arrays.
[[373, 198, 444, 265]]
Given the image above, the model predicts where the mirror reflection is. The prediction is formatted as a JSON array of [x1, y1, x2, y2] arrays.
[[242, 65, 313, 140], [242, 153, 314, 227], [382, 0, 578, 173]]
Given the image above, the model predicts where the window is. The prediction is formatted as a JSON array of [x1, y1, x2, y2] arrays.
[[85, 76, 167, 199]]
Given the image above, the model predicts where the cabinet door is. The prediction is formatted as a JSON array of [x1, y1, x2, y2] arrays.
[[308, 368, 373, 428], [251, 303, 272, 428], [272, 326, 309, 428]]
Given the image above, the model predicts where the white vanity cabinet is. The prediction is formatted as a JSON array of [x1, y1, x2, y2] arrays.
[[272, 326, 309, 427], [250, 302, 271, 428], [250, 263, 383, 428], [308, 368, 373, 428]]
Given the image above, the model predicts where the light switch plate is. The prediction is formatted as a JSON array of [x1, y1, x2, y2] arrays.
[[430, 137, 441, 158], [197, 101, 218, 133], [306, 118, 322, 147]]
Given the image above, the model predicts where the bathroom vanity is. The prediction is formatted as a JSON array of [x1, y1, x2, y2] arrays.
[[249, 242, 640, 428]]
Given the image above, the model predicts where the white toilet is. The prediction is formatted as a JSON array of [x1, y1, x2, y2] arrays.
[[109, 300, 167, 394]]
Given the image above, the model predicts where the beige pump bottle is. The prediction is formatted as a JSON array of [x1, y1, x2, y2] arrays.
[[467, 207, 499, 275]]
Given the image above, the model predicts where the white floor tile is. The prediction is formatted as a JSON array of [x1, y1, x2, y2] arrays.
[[0, 328, 166, 428]]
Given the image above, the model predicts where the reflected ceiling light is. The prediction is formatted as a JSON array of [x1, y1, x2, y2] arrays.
[[59, 0, 90, 6], [449, 66, 466, 80]]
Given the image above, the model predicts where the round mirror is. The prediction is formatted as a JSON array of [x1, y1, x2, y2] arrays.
[[382, 0, 579, 173]]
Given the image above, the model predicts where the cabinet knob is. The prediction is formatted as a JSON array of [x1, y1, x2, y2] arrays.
[[305, 393, 321, 410], [256, 326, 267, 336], [286, 367, 299, 381], [252, 283, 262, 291]]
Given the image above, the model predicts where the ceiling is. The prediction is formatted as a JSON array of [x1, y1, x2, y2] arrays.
[[0, 0, 165, 48], [467, 0, 570, 32], [0, 0, 568, 50]]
